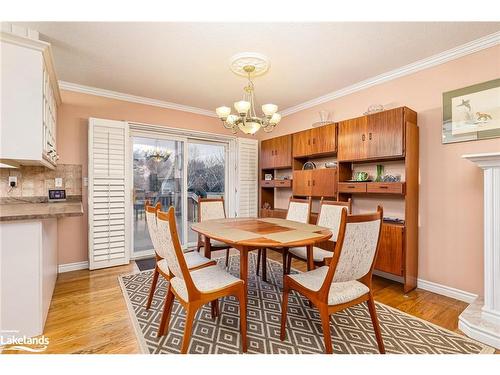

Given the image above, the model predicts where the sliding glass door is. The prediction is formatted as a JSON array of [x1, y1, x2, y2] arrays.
[[131, 132, 228, 256], [132, 135, 185, 255], [187, 140, 227, 245]]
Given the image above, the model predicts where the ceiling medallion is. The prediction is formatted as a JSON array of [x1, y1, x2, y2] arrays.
[[216, 53, 281, 135]]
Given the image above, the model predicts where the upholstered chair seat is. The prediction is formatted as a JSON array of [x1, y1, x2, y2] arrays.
[[288, 266, 370, 305], [157, 251, 212, 275], [209, 239, 230, 247], [287, 246, 334, 263], [170, 265, 242, 302]]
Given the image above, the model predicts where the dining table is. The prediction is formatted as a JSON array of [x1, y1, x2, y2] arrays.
[[191, 217, 332, 297]]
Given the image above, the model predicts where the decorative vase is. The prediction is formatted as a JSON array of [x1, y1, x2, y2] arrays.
[[375, 164, 384, 182]]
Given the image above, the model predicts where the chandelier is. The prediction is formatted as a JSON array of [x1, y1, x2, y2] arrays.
[[144, 141, 171, 162], [216, 53, 281, 135]]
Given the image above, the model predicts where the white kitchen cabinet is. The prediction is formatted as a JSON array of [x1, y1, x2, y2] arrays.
[[0, 30, 61, 169], [0, 219, 58, 338]]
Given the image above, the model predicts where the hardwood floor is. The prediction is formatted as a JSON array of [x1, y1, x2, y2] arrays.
[[1, 249, 493, 354]]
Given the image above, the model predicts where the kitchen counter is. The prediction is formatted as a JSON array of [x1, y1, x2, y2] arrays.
[[0, 198, 83, 221]]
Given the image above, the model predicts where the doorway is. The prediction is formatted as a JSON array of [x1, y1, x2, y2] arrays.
[[131, 132, 228, 257]]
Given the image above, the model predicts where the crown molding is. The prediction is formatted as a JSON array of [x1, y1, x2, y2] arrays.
[[58, 81, 217, 118], [281, 31, 500, 117]]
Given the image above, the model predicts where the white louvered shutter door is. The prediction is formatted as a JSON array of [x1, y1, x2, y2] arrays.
[[88, 118, 130, 270], [236, 138, 258, 218]]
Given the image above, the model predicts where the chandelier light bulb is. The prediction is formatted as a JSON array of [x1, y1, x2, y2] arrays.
[[234, 100, 251, 115], [216, 106, 231, 119], [262, 104, 278, 117], [226, 114, 238, 125], [239, 121, 261, 135], [270, 113, 281, 124]]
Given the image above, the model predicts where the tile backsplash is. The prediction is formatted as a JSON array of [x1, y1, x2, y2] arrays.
[[0, 164, 82, 198]]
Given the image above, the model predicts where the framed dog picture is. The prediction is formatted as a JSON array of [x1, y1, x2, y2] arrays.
[[442, 78, 500, 144]]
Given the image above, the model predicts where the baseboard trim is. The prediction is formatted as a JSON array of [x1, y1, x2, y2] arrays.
[[374, 271, 477, 303], [373, 270, 404, 283], [58, 261, 89, 273], [417, 278, 478, 304]]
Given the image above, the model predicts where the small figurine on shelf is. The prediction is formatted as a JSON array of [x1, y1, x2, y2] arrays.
[[262, 202, 271, 210], [264, 174, 273, 181]]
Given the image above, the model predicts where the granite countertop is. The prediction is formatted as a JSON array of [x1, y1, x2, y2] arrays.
[[0, 197, 84, 221]]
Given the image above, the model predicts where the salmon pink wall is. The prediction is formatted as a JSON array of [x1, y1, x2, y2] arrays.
[[56, 90, 245, 265], [259, 45, 500, 296]]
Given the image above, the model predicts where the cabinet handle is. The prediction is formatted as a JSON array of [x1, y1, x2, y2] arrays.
[[312, 180, 315, 186], [308, 180, 310, 186], [369, 132, 372, 140], [362, 134, 365, 141], [271, 150, 274, 155], [308, 139, 310, 145], [379, 185, 388, 189], [312, 138, 316, 145], [347, 185, 355, 189], [275, 150, 277, 155]]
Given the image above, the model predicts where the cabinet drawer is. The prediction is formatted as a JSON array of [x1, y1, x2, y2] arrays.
[[366, 182, 405, 194], [261, 180, 275, 188], [338, 182, 367, 193], [274, 180, 292, 188]]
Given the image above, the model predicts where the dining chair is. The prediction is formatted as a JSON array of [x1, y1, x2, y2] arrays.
[[157, 206, 247, 353], [196, 197, 231, 267], [144, 201, 217, 332], [256, 196, 312, 281], [284, 198, 352, 273], [280, 206, 385, 354]]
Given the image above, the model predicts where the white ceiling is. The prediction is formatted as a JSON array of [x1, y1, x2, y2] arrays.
[[14, 22, 500, 113]]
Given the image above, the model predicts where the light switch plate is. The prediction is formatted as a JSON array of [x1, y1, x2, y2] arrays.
[[55, 177, 63, 188]]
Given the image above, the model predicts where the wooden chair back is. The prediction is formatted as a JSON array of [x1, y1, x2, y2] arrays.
[[198, 197, 226, 222], [286, 197, 312, 224], [145, 201, 163, 258], [317, 198, 352, 242], [157, 207, 200, 301], [318, 206, 383, 302]]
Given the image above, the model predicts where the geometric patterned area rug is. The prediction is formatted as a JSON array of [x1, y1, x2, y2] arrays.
[[119, 254, 493, 354]]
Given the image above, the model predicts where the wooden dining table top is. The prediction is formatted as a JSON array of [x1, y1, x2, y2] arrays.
[[191, 217, 332, 248]]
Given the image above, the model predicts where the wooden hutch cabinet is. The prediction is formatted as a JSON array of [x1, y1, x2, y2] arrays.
[[259, 107, 419, 293]]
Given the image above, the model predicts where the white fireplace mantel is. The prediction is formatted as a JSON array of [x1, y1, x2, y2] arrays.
[[459, 152, 500, 349]]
